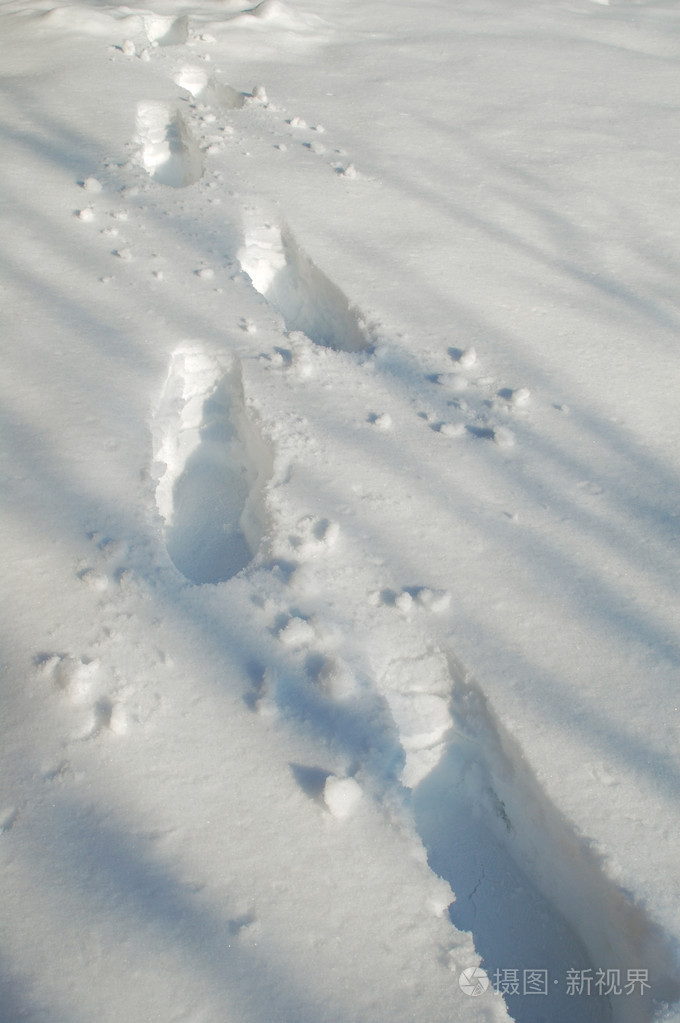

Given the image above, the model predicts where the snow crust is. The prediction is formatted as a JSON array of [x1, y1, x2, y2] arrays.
[[1, 0, 680, 1021]]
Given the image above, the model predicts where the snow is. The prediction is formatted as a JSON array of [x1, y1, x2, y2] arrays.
[[1, 0, 680, 1021], [322, 774, 363, 820]]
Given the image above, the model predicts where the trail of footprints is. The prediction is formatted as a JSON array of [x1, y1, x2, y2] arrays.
[[65, 19, 680, 1023]]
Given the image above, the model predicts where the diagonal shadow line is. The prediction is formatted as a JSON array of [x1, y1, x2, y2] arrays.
[[249, 396, 680, 802], [322, 219, 680, 562], [11, 791, 373, 1023], [4, 171, 678, 811]]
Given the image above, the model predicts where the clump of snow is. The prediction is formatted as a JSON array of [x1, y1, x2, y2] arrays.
[[437, 373, 468, 393], [278, 616, 316, 647], [323, 775, 363, 818], [43, 654, 99, 703], [81, 176, 102, 192], [395, 590, 414, 613], [415, 588, 451, 612], [457, 346, 477, 368], [510, 386, 531, 407], [493, 426, 515, 448], [439, 422, 465, 438], [371, 411, 392, 430]]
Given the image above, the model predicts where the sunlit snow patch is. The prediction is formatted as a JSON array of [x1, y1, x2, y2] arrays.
[[323, 775, 363, 819], [136, 102, 203, 188], [238, 221, 370, 352], [152, 348, 272, 585]]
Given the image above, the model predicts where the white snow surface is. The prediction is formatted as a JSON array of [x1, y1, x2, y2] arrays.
[[1, 0, 680, 1021]]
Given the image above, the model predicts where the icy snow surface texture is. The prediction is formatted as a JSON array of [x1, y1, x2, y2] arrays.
[[2, 1, 680, 1023]]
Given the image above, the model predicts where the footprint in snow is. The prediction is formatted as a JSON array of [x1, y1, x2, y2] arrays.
[[152, 347, 272, 585], [412, 657, 680, 1023], [135, 102, 203, 188], [238, 219, 371, 353]]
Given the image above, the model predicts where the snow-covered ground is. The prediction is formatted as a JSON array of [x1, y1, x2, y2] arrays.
[[1, 0, 679, 1021]]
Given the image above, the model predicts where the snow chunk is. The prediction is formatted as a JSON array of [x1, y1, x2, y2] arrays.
[[457, 346, 477, 368], [395, 591, 414, 614], [44, 655, 100, 703], [174, 67, 209, 99], [371, 412, 392, 430], [439, 422, 464, 438], [78, 568, 109, 592], [121, 39, 135, 57], [108, 702, 128, 736], [437, 373, 468, 393], [493, 426, 515, 448], [76, 207, 95, 222], [323, 776, 363, 819], [82, 176, 102, 193], [415, 588, 451, 612], [511, 386, 531, 407], [278, 616, 315, 648]]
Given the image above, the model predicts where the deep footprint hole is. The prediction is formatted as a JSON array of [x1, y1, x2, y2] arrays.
[[413, 668, 680, 1023], [136, 102, 203, 188], [238, 221, 371, 353], [153, 351, 271, 585]]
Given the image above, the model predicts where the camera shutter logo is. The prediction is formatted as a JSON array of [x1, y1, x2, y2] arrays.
[[459, 968, 490, 997]]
